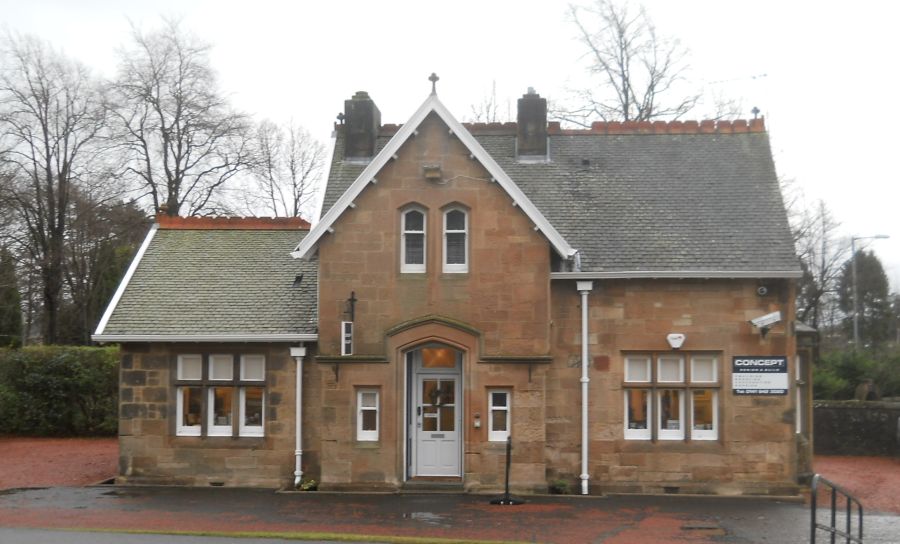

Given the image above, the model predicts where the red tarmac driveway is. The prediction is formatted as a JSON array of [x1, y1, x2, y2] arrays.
[[1, 438, 898, 543]]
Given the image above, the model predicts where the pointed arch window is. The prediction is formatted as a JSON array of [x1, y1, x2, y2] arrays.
[[443, 208, 468, 273], [402, 208, 426, 273]]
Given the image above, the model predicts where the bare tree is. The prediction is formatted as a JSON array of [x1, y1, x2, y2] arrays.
[[110, 18, 252, 217], [0, 34, 108, 343], [555, 0, 700, 126], [244, 120, 324, 218], [794, 200, 850, 331], [467, 81, 510, 123]]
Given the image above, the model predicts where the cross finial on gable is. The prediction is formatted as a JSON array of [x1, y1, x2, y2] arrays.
[[429, 72, 439, 95]]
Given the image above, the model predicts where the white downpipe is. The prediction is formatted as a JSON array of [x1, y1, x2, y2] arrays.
[[576, 281, 594, 495], [290, 345, 307, 487]]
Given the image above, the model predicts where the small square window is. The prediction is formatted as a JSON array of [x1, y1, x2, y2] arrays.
[[691, 356, 717, 383], [657, 356, 684, 383], [209, 355, 234, 381], [624, 356, 651, 382], [240, 355, 265, 381], [177, 355, 202, 381]]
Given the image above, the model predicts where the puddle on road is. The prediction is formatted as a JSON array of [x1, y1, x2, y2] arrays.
[[403, 511, 448, 527]]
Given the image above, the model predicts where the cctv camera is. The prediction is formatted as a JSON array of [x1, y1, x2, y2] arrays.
[[749, 311, 782, 329]]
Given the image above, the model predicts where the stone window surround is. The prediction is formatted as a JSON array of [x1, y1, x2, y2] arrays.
[[622, 352, 721, 442], [173, 353, 267, 439]]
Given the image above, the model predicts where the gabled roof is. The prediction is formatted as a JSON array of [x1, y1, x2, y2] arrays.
[[93, 217, 318, 343], [320, 117, 801, 278], [292, 93, 577, 260]]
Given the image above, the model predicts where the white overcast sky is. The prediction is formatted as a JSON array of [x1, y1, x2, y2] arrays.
[[4, 0, 899, 289]]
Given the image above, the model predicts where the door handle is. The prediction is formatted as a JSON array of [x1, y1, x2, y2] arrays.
[[417, 406, 422, 416]]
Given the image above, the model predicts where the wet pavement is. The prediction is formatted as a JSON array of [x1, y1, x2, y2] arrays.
[[0, 486, 897, 543]]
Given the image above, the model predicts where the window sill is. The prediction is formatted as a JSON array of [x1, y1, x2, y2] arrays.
[[168, 436, 269, 449], [354, 441, 381, 449], [620, 439, 724, 452]]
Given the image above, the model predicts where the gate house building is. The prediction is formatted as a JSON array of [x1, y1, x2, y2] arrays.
[[95, 85, 814, 495]]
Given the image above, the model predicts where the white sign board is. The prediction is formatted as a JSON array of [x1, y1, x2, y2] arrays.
[[732, 356, 788, 395]]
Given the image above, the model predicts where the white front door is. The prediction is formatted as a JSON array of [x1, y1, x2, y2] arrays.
[[414, 373, 461, 476]]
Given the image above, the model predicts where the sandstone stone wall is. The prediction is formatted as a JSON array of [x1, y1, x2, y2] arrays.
[[546, 278, 800, 495], [118, 342, 301, 488], [310, 112, 553, 492], [317, 112, 552, 359]]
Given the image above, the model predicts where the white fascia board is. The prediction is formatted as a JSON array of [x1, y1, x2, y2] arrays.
[[91, 333, 319, 344], [292, 94, 577, 260], [93, 224, 159, 336], [430, 99, 576, 259], [550, 270, 803, 280]]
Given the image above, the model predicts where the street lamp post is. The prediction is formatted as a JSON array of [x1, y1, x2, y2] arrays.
[[850, 234, 890, 349]]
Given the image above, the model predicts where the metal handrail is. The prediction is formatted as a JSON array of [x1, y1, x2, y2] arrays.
[[810, 474, 864, 543]]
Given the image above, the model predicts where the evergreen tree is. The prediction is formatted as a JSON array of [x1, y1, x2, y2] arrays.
[[0, 247, 22, 347], [838, 250, 892, 348]]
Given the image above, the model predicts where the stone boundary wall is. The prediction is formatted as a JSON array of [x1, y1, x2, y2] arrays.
[[813, 401, 900, 456]]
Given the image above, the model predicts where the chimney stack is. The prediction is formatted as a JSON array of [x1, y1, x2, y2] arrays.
[[517, 88, 547, 157], [344, 91, 381, 159]]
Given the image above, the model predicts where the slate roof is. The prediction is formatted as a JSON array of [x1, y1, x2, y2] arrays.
[[321, 124, 799, 275], [98, 227, 317, 338]]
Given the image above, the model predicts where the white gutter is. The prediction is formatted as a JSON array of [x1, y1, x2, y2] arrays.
[[290, 345, 307, 487], [576, 280, 594, 495], [94, 224, 159, 336], [91, 333, 318, 343], [551, 270, 802, 280]]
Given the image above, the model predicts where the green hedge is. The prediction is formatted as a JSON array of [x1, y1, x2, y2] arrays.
[[0, 346, 119, 436]]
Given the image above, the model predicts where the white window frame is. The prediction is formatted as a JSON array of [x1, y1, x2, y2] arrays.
[[657, 355, 684, 383], [690, 355, 718, 383], [239, 387, 265, 437], [690, 389, 718, 440], [442, 208, 468, 273], [623, 389, 651, 440], [624, 355, 651, 383], [401, 208, 426, 273], [175, 386, 201, 436], [207, 387, 234, 437], [177, 354, 202, 381], [209, 354, 234, 381], [240, 355, 266, 381], [341, 321, 353, 356], [657, 389, 685, 440], [356, 389, 379, 441], [488, 389, 511, 442]]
